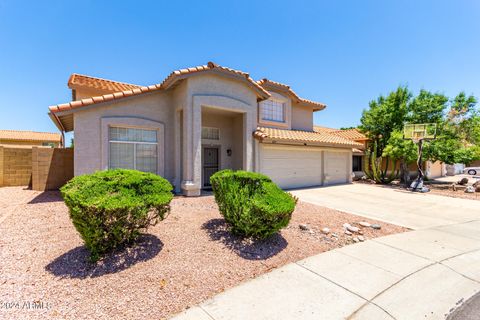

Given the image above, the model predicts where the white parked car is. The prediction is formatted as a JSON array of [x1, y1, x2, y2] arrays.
[[464, 167, 480, 175]]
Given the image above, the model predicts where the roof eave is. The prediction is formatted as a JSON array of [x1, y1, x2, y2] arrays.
[[259, 137, 361, 149]]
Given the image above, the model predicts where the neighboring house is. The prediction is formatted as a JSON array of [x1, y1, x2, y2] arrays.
[[0, 130, 62, 148], [314, 126, 446, 179], [48, 62, 362, 196]]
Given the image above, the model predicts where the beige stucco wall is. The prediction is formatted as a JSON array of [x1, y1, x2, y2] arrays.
[[73, 90, 176, 184], [291, 103, 314, 131]]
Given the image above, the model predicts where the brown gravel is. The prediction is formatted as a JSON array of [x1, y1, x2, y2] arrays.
[[355, 180, 480, 201], [0, 187, 407, 320]]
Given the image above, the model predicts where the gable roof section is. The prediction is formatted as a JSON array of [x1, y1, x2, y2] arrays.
[[0, 130, 61, 142], [254, 127, 363, 148], [50, 62, 270, 116], [161, 62, 270, 99], [256, 79, 326, 111], [68, 74, 141, 93]]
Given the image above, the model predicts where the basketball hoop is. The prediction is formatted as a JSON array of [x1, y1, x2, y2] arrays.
[[403, 123, 437, 192]]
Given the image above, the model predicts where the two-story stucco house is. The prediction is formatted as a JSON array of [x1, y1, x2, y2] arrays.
[[49, 62, 362, 196]]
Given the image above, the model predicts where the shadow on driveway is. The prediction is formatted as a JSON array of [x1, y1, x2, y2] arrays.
[[202, 218, 287, 260], [45, 234, 163, 278]]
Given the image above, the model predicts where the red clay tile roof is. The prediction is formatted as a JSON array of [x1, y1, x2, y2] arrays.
[[254, 127, 363, 148], [313, 125, 338, 133], [0, 130, 61, 142], [257, 79, 326, 111], [314, 126, 368, 142], [68, 74, 141, 92], [50, 62, 270, 115], [331, 128, 368, 141], [161, 62, 270, 99]]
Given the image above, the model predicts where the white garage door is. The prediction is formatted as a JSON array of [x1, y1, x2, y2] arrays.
[[324, 151, 349, 185], [259, 145, 322, 189]]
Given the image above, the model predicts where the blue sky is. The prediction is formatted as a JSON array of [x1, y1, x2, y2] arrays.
[[0, 0, 479, 137]]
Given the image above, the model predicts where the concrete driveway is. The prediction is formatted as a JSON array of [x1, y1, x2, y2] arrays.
[[290, 183, 480, 229], [172, 184, 480, 320]]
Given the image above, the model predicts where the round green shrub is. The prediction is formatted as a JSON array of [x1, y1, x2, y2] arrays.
[[210, 170, 297, 239], [60, 169, 173, 261]]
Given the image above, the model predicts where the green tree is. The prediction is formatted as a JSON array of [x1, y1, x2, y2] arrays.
[[360, 86, 411, 183], [383, 130, 417, 184], [360, 87, 479, 185]]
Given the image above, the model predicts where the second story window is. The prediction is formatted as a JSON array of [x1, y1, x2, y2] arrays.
[[260, 99, 285, 123]]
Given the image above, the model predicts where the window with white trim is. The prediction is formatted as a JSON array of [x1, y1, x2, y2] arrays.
[[202, 127, 220, 140], [109, 127, 157, 173], [260, 99, 285, 122]]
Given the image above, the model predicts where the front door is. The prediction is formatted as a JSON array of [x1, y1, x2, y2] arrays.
[[203, 147, 219, 188]]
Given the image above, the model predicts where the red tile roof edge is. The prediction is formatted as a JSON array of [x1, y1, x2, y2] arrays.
[[50, 62, 272, 114]]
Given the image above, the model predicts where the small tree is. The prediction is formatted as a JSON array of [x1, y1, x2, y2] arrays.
[[360, 86, 411, 183], [383, 130, 417, 185]]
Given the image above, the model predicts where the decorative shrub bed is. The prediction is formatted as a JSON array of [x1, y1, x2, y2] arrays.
[[61, 169, 173, 261], [210, 170, 297, 239]]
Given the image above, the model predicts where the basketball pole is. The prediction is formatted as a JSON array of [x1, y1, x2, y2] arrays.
[[413, 138, 424, 190]]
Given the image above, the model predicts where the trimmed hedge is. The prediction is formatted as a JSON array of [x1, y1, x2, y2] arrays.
[[210, 170, 297, 239], [61, 169, 173, 261]]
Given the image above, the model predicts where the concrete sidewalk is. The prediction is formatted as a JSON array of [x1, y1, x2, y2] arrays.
[[172, 222, 480, 320]]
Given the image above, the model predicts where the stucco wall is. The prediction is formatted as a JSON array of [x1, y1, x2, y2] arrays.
[[291, 103, 314, 131], [73, 91, 175, 183]]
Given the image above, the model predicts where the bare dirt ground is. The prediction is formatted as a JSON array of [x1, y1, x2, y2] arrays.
[[0, 187, 406, 320]]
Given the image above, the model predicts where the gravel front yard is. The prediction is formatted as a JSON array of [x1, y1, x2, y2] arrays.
[[0, 187, 406, 320]]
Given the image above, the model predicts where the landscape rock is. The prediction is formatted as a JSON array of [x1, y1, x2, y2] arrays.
[[353, 237, 359, 243], [346, 225, 360, 233], [321, 227, 330, 235], [299, 224, 309, 231], [331, 233, 338, 238], [371, 224, 381, 230], [358, 236, 365, 242], [344, 230, 353, 236], [465, 186, 475, 193], [358, 221, 371, 227]]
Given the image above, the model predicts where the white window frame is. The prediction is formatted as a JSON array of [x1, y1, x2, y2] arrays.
[[108, 127, 158, 173], [260, 99, 286, 123], [201, 127, 220, 140]]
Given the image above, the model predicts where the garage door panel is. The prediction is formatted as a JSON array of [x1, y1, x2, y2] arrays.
[[260, 145, 322, 189], [325, 151, 348, 184]]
